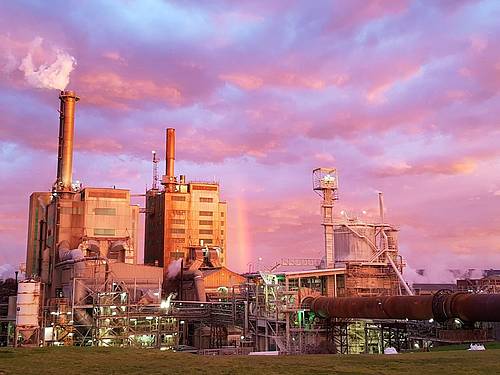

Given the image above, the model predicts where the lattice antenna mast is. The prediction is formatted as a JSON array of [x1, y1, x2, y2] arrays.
[[312, 168, 339, 269], [152, 150, 159, 190]]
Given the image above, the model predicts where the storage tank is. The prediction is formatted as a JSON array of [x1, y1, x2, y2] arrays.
[[334, 224, 377, 262], [16, 281, 41, 331]]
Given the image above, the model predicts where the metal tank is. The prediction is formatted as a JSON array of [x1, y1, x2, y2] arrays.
[[334, 224, 377, 262], [16, 281, 41, 341]]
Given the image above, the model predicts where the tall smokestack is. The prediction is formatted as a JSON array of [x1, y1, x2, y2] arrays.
[[378, 192, 385, 224], [162, 128, 176, 191], [166, 128, 175, 178], [56, 90, 79, 191]]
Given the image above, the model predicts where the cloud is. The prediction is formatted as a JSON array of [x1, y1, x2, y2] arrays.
[[376, 158, 477, 177], [77, 72, 182, 109], [18, 37, 76, 91], [220, 74, 263, 90], [0, 0, 500, 276]]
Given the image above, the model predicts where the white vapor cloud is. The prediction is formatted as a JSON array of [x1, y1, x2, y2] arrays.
[[18, 37, 76, 91], [0, 264, 15, 279]]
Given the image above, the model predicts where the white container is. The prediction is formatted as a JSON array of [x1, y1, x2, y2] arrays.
[[16, 281, 41, 327]]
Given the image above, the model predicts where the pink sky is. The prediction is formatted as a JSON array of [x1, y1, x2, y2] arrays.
[[1, 0, 499, 279]]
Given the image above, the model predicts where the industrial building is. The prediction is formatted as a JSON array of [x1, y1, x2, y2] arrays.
[[144, 128, 227, 271], [1, 89, 500, 354]]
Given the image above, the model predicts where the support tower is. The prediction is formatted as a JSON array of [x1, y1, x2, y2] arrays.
[[312, 168, 339, 269]]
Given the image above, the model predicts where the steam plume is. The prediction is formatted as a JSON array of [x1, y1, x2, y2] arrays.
[[0, 264, 15, 279], [166, 258, 183, 279], [18, 37, 76, 90]]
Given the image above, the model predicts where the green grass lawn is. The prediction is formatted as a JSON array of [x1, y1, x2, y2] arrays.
[[1, 347, 499, 375]]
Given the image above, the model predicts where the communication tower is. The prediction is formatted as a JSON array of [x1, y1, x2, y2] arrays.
[[152, 150, 159, 190], [313, 168, 339, 268]]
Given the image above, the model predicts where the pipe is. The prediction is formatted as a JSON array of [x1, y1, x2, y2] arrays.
[[444, 293, 500, 323], [385, 242, 413, 295], [181, 269, 206, 302], [378, 192, 384, 224], [305, 292, 500, 322], [56, 90, 79, 191], [57, 240, 84, 263]]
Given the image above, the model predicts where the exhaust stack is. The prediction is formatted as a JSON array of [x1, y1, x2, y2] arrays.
[[162, 128, 176, 191], [56, 91, 79, 192], [378, 192, 385, 224]]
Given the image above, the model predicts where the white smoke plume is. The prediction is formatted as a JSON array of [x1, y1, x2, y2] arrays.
[[18, 37, 76, 90], [166, 258, 183, 279], [0, 264, 15, 280]]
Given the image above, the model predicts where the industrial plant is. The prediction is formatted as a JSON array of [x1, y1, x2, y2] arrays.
[[1, 90, 500, 354]]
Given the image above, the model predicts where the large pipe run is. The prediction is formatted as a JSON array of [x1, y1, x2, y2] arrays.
[[305, 292, 500, 322], [56, 90, 79, 191]]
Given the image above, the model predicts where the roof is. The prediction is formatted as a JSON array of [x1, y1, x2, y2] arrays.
[[244, 267, 347, 279], [412, 283, 457, 290], [282, 267, 347, 278], [201, 267, 246, 289]]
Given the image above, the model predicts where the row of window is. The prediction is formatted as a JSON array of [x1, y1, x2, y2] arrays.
[[170, 219, 224, 227], [171, 196, 215, 203], [169, 238, 215, 245], [169, 228, 224, 235], [64, 207, 118, 216], [94, 228, 115, 236], [95, 208, 116, 216], [172, 210, 224, 217]]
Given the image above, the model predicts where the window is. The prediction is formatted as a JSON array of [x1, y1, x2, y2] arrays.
[[199, 220, 213, 225], [95, 208, 116, 216], [72, 206, 83, 215], [172, 219, 185, 225], [172, 210, 186, 216], [200, 197, 213, 203], [88, 190, 127, 199], [94, 228, 115, 236], [199, 229, 213, 235], [192, 185, 218, 191], [221, 230, 224, 235], [170, 228, 185, 234], [200, 239, 213, 244], [172, 195, 186, 201], [221, 212, 225, 217], [221, 221, 224, 226], [171, 238, 185, 243], [199, 211, 213, 216]]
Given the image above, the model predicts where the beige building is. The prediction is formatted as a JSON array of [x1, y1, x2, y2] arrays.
[[26, 187, 140, 282], [144, 181, 227, 268], [144, 128, 227, 271]]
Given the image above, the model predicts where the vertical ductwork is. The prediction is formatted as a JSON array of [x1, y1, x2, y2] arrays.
[[162, 128, 176, 191], [183, 270, 206, 302], [56, 91, 79, 192]]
